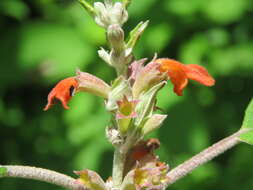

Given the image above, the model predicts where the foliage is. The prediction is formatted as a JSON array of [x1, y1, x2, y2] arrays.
[[0, 0, 253, 190], [240, 99, 253, 145]]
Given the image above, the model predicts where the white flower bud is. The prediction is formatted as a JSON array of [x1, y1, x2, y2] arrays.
[[107, 24, 125, 53], [94, 2, 128, 28]]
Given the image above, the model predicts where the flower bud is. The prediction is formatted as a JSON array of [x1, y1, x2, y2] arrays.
[[116, 96, 138, 135], [94, 2, 128, 28], [106, 77, 131, 111], [107, 24, 125, 54]]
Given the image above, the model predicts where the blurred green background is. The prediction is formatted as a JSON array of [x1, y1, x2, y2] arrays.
[[0, 0, 253, 189]]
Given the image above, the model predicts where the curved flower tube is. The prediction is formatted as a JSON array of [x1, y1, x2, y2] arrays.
[[44, 77, 78, 111], [155, 58, 215, 96]]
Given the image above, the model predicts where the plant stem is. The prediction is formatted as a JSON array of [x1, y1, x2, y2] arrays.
[[0, 165, 87, 190], [112, 149, 126, 189], [165, 129, 247, 187]]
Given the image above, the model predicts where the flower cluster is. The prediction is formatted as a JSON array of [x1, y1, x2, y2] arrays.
[[44, 0, 215, 190]]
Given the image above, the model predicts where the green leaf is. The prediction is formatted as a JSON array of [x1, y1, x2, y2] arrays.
[[126, 21, 149, 50], [240, 131, 253, 145], [239, 98, 253, 145], [241, 98, 253, 129], [0, 167, 7, 177]]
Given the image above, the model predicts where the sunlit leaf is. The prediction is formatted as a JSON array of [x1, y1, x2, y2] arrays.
[[242, 98, 253, 129], [240, 131, 253, 145], [239, 99, 253, 145]]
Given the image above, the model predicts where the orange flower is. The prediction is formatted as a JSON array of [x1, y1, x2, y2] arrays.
[[155, 58, 215, 96], [44, 77, 78, 111]]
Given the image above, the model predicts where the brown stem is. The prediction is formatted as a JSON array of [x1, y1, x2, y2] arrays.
[[0, 165, 88, 190], [165, 129, 246, 187]]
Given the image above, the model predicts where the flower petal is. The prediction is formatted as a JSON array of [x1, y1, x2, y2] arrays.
[[156, 58, 215, 96], [156, 59, 188, 96], [183, 64, 215, 86], [167, 65, 188, 96], [44, 77, 78, 111]]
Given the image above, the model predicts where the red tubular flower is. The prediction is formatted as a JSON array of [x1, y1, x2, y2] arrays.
[[44, 77, 78, 111], [155, 58, 215, 96]]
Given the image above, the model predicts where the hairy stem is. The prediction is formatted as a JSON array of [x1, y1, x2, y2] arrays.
[[112, 150, 126, 189], [0, 165, 87, 190], [165, 129, 247, 187]]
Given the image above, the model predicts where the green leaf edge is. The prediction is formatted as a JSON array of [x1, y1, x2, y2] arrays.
[[239, 98, 253, 145], [126, 21, 149, 50], [241, 98, 253, 129], [239, 130, 253, 145]]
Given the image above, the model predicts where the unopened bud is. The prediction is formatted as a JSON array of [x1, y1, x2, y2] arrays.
[[106, 77, 131, 111], [107, 24, 125, 54]]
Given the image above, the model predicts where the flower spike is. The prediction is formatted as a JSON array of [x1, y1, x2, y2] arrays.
[[44, 77, 78, 111], [156, 58, 215, 96]]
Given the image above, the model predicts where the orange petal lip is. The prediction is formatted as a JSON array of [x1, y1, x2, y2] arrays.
[[44, 77, 78, 111], [155, 58, 215, 96]]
